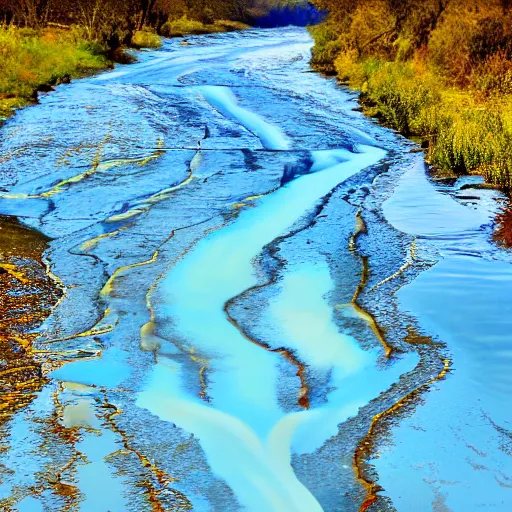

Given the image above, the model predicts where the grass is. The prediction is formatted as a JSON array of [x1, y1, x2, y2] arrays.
[[327, 52, 512, 190], [0, 25, 108, 119], [308, 1, 512, 192], [160, 16, 249, 38]]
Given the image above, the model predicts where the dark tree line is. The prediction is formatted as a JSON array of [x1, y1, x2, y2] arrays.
[[0, 0, 278, 27], [0, 0, 262, 44], [311, 0, 512, 76]]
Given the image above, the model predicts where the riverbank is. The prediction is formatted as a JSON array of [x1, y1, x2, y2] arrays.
[[308, 50, 512, 245], [0, 1, 323, 121], [0, 215, 62, 424], [308, 1, 512, 195], [0, 21, 255, 121], [0, 26, 111, 119], [312, 53, 512, 193], [308, 0, 512, 245]]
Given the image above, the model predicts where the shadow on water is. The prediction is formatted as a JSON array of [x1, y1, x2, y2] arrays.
[[253, 3, 326, 29]]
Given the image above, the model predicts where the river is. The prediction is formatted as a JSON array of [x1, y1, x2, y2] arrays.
[[0, 26, 511, 512]]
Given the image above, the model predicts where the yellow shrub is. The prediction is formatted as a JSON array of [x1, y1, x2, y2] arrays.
[[131, 28, 162, 48], [160, 16, 208, 37]]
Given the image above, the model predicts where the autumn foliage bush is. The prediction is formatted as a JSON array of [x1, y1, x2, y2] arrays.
[[159, 16, 249, 37], [131, 27, 162, 48]]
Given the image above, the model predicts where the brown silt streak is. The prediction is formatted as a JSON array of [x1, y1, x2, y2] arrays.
[[224, 302, 310, 410], [354, 358, 451, 511]]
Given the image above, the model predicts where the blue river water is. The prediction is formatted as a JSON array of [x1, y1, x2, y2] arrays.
[[0, 26, 510, 512]]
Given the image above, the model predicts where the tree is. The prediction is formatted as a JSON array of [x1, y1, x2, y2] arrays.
[[10, 0, 53, 27]]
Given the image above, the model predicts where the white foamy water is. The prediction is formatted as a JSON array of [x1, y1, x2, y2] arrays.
[[136, 143, 419, 511], [200, 86, 290, 150]]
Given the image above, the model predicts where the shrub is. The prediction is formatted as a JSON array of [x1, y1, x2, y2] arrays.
[[427, 8, 477, 83], [159, 16, 248, 38], [471, 51, 512, 95], [212, 20, 250, 32], [310, 0, 512, 189], [361, 62, 440, 135], [470, 17, 512, 63], [160, 16, 208, 37], [131, 28, 162, 48], [333, 49, 362, 82], [309, 22, 345, 72], [430, 106, 512, 186]]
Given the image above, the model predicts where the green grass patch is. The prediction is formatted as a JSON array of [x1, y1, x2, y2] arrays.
[[308, 1, 512, 190], [0, 25, 108, 119], [333, 53, 512, 190]]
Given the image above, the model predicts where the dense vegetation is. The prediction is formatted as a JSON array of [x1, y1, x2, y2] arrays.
[[0, 1, 314, 43], [311, 0, 512, 190], [0, 1, 255, 45]]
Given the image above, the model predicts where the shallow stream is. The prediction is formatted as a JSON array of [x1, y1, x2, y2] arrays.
[[0, 27, 510, 512]]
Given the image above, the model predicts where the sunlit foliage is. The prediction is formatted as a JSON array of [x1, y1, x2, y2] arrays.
[[0, 25, 107, 117], [131, 27, 162, 48], [0, 1, 267, 118], [311, 0, 512, 188], [0, 0, 260, 41]]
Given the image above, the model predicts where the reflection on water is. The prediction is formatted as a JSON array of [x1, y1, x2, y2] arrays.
[[0, 216, 61, 423], [377, 158, 512, 510]]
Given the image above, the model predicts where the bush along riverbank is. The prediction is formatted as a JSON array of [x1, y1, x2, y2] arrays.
[[0, 19, 243, 120], [160, 18, 249, 37], [310, 0, 512, 194], [0, 26, 110, 119]]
